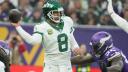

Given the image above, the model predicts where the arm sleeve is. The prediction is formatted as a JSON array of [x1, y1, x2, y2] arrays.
[[107, 55, 124, 72], [107, 0, 128, 33], [16, 25, 43, 45]]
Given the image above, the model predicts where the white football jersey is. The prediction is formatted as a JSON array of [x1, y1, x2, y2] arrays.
[[16, 16, 79, 65], [33, 16, 77, 64]]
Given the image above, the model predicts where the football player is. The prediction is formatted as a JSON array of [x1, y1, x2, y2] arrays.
[[11, 1, 84, 72], [0, 40, 10, 72], [107, 0, 128, 33], [71, 31, 128, 72]]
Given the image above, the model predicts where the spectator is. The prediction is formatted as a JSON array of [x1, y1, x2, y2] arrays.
[[4, 0, 15, 9], [18, 0, 33, 23], [88, 0, 100, 16], [123, 5, 128, 21], [29, 0, 39, 7], [112, 0, 123, 15], [36, 1, 45, 9], [0, 4, 8, 22], [7, 31, 26, 65], [0, 0, 15, 22], [99, 12, 116, 26], [0, 0, 126, 26], [59, 0, 70, 16], [73, 0, 85, 24], [82, 7, 98, 25], [28, 8, 43, 23]]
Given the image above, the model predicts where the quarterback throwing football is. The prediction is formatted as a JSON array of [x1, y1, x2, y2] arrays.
[[10, 1, 84, 72]]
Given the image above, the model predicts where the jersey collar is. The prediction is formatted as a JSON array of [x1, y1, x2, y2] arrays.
[[46, 19, 64, 32]]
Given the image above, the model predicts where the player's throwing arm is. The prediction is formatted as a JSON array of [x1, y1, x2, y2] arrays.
[[9, 9, 42, 44]]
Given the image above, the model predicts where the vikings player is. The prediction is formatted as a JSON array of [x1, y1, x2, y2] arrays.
[[71, 31, 128, 72], [0, 40, 10, 72], [107, 0, 128, 33]]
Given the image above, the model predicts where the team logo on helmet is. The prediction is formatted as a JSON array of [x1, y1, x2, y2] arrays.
[[43, 3, 54, 8]]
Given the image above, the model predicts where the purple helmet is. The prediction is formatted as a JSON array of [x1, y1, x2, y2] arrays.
[[90, 31, 113, 56], [0, 40, 10, 55]]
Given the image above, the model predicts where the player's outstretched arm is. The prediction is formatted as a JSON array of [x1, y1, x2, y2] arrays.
[[11, 23, 42, 45], [107, 0, 128, 33], [71, 53, 93, 64]]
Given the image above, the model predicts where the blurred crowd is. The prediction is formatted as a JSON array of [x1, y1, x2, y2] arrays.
[[7, 31, 26, 65], [0, 0, 128, 26]]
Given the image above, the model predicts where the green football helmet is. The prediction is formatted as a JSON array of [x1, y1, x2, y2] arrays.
[[42, 1, 64, 23]]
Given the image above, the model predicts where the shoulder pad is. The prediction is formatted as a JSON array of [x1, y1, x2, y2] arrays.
[[61, 16, 73, 27], [105, 47, 121, 61]]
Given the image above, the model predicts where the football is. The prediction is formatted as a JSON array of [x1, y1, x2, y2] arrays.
[[8, 9, 22, 23]]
